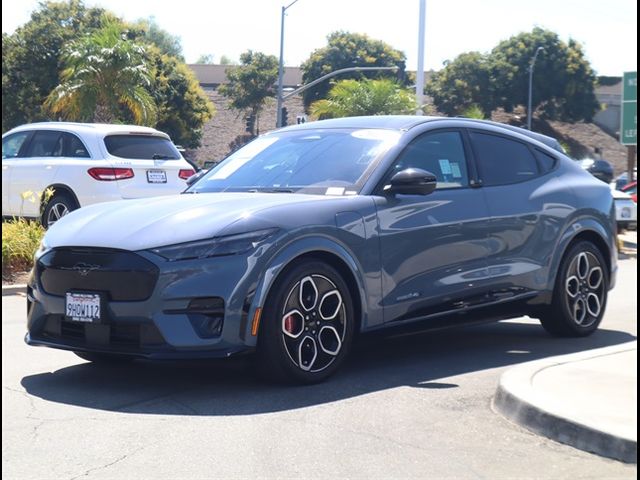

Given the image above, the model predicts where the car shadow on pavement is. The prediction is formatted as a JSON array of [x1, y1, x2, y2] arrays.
[[21, 320, 635, 416]]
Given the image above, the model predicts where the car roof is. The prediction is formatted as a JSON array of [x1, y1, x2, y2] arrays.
[[4, 122, 168, 138], [277, 115, 565, 153]]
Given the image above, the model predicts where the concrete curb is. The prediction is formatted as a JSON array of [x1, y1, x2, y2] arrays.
[[493, 343, 637, 464], [2, 284, 26, 296]]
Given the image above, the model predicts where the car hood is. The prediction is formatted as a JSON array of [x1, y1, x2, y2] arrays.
[[45, 192, 334, 250]]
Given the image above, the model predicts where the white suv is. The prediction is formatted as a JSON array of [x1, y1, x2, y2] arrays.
[[2, 122, 196, 227]]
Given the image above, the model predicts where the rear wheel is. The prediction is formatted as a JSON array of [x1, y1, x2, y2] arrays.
[[539, 241, 608, 337], [257, 261, 355, 384], [42, 193, 77, 228]]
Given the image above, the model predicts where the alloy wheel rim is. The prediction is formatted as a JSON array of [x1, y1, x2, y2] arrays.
[[281, 274, 346, 373], [564, 251, 604, 327], [47, 202, 69, 226]]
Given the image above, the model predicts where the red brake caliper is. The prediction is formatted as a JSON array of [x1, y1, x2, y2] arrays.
[[284, 315, 296, 334]]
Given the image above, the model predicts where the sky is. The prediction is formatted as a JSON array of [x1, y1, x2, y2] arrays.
[[2, 0, 637, 76]]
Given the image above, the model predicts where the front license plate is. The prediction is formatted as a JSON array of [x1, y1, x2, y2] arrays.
[[147, 170, 167, 183], [65, 292, 102, 323]]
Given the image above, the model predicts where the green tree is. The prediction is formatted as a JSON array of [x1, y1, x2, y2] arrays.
[[45, 21, 157, 124], [1, 0, 106, 132], [491, 28, 599, 121], [219, 55, 234, 65], [426, 28, 599, 122], [301, 31, 407, 108], [218, 50, 278, 135], [196, 54, 215, 64], [426, 52, 497, 118], [310, 78, 415, 119], [151, 50, 215, 148], [132, 17, 183, 60]]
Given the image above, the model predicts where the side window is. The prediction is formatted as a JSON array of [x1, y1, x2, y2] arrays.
[[470, 132, 539, 186], [2, 132, 31, 159], [64, 133, 90, 158], [533, 148, 556, 173], [25, 131, 64, 158], [393, 131, 469, 188]]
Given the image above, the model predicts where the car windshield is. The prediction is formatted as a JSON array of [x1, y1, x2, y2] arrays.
[[187, 128, 401, 195]]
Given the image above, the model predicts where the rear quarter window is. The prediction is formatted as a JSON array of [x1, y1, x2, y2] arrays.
[[533, 149, 557, 172], [104, 135, 180, 160], [470, 131, 539, 186]]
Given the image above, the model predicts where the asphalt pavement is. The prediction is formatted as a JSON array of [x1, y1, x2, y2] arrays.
[[2, 257, 637, 479]]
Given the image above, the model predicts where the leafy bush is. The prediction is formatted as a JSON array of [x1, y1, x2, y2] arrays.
[[2, 218, 45, 276]]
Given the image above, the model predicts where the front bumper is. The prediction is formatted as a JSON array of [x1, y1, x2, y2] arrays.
[[26, 247, 262, 358]]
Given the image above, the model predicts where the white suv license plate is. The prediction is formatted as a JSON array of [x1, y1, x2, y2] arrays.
[[147, 170, 167, 184], [65, 292, 102, 323]]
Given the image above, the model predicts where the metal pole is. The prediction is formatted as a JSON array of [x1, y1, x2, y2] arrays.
[[276, 0, 300, 128], [281, 66, 399, 101], [416, 0, 426, 115], [527, 46, 544, 130], [276, 6, 286, 128]]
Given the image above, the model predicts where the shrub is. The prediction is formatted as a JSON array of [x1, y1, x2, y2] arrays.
[[2, 219, 45, 277]]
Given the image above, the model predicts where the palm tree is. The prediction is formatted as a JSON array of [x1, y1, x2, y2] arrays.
[[309, 78, 416, 119], [45, 22, 156, 125]]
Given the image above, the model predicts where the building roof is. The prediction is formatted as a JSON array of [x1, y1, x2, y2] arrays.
[[595, 82, 623, 96], [188, 64, 303, 87]]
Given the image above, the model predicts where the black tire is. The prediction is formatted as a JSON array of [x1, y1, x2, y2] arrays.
[[42, 193, 77, 229], [256, 260, 355, 384], [539, 241, 608, 337], [74, 351, 134, 364]]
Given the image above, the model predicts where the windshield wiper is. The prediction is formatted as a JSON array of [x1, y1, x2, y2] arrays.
[[152, 154, 172, 160], [247, 188, 294, 193]]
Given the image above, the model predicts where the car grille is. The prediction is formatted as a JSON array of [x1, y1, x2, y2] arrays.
[[39, 315, 167, 351], [37, 248, 159, 301]]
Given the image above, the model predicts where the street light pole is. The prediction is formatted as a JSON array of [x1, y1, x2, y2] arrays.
[[527, 46, 544, 130], [281, 66, 399, 101], [415, 0, 426, 115], [276, 0, 300, 128]]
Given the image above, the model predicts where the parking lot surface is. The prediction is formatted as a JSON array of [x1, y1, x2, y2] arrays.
[[2, 258, 637, 479]]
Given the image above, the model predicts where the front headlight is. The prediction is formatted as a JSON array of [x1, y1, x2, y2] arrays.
[[149, 228, 278, 261], [34, 237, 50, 261]]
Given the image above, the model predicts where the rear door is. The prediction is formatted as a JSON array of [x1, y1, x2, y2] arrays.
[[469, 130, 562, 295], [102, 133, 192, 198], [9, 130, 62, 217]]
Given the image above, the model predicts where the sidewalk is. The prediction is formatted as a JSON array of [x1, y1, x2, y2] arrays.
[[493, 342, 637, 463]]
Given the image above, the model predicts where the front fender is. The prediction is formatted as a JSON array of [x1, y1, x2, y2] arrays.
[[242, 235, 373, 345]]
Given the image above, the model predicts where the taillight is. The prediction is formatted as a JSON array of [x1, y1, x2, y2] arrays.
[[179, 169, 196, 180], [88, 167, 134, 181]]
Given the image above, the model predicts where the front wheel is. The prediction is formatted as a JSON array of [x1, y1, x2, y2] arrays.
[[257, 261, 355, 384], [539, 241, 608, 337]]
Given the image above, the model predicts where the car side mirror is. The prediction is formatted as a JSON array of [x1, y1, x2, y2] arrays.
[[186, 170, 206, 186], [385, 168, 437, 196]]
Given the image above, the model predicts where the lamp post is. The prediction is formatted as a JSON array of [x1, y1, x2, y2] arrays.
[[276, 0, 300, 128], [527, 46, 545, 130], [415, 0, 426, 115]]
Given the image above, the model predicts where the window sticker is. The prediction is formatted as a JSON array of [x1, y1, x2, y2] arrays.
[[326, 187, 345, 196], [450, 163, 462, 178], [438, 159, 452, 174]]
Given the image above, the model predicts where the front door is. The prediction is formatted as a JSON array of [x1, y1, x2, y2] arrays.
[[9, 130, 62, 217], [374, 129, 492, 323]]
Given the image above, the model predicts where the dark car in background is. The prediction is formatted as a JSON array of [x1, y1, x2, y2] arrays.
[[26, 116, 617, 384], [578, 159, 614, 184]]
